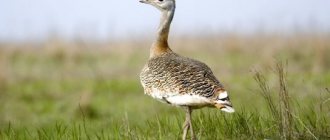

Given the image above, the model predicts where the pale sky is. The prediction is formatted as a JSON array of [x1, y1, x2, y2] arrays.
[[0, 0, 329, 41]]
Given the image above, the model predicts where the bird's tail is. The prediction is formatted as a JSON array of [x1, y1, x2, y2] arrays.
[[213, 89, 235, 113]]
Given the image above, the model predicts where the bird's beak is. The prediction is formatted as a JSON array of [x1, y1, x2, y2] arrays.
[[139, 0, 149, 4]]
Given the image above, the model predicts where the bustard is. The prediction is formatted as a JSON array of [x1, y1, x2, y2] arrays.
[[139, 0, 235, 139]]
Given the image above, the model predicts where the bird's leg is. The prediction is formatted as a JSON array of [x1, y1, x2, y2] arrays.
[[187, 107, 196, 140], [182, 106, 190, 140], [182, 106, 196, 140]]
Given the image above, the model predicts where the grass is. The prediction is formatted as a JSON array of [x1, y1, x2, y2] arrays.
[[0, 32, 329, 139]]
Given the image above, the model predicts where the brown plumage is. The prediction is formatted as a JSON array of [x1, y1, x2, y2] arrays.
[[140, 52, 224, 105]]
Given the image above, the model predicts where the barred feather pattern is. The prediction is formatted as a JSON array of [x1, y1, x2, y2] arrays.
[[140, 52, 224, 102]]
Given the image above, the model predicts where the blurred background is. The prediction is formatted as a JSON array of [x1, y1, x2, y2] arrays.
[[1, 0, 330, 41], [0, 0, 329, 139]]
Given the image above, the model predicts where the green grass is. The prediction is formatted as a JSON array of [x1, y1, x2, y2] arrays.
[[0, 33, 330, 139]]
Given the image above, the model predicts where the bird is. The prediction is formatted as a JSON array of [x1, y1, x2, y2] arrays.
[[139, 0, 235, 139]]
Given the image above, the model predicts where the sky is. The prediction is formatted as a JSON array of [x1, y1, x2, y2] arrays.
[[0, 0, 330, 41]]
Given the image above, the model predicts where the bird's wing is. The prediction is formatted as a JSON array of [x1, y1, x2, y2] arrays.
[[143, 53, 223, 98]]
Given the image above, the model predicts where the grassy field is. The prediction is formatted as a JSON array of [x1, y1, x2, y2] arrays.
[[0, 33, 329, 139]]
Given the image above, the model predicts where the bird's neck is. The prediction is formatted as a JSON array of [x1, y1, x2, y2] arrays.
[[150, 9, 175, 58]]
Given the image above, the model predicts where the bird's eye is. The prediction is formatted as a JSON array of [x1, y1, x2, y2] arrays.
[[158, 0, 163, 2]]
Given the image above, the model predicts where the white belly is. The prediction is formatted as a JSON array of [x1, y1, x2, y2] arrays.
[[166, 94, 211, 106], [148, 88, 211, 106]]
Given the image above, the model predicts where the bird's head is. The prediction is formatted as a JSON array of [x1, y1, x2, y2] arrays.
[[213, 89, 235, 113], [139, 0, 175, 12]]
